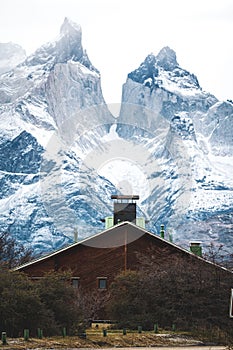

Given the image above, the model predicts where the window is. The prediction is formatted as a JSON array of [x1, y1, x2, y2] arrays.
[[97, 277, 107, 290], [71, 277, 80, 288]]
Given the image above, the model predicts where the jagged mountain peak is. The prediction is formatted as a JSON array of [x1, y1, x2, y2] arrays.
[[24, 18, 97, 72], [127, 46, 201, 94], [128, 53, 158, 85], [144, 53, 156, 66], [56, 17, 83, 65], [156, 46, 178, 70], [60, 17, 82, 36]]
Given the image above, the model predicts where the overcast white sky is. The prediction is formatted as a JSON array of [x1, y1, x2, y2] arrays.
[[1, 0, 233, 104]]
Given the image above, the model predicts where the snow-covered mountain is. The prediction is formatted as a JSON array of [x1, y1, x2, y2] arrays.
[[0, 18, 115, 253], [0, 21, 232, 254], [117, 47, 233, 250]]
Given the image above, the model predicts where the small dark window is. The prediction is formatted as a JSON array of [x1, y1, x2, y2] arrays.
[[97, 277, 107, 289], [72, 277, 80, 288]]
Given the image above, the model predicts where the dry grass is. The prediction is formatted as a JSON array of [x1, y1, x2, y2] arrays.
[[1, 329, 203, 349]]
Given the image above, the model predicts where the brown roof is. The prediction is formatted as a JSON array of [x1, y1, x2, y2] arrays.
[[14, 221, 231, 274]]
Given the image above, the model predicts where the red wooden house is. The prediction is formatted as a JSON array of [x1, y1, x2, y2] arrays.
[[15, 195, 233, 330], [16, 195, 232, 294], [15, 220, 200, 288]]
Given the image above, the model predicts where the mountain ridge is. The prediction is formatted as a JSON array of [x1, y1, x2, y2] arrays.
[[0, 19, 232, 255]]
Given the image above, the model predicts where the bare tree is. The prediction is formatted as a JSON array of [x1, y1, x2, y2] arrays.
[[0, 231, 34, 269]]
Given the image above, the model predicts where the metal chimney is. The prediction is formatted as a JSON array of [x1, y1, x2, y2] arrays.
[[111, 195, 139, 225]]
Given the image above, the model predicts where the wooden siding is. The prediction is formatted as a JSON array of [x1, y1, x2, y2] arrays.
[[17, 222, 231, 291]]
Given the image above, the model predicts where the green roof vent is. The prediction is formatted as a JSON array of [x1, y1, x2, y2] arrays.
[[190, 241, 202, 257]]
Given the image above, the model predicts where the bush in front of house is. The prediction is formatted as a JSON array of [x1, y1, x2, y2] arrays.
[[106, 255, 233, 342], [0, 269, 83, 337]]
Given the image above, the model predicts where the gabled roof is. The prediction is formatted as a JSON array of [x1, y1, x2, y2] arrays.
[[15, 221, 232, 274]]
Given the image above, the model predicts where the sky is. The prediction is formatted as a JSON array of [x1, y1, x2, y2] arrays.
[[0, 0, 233, 105]]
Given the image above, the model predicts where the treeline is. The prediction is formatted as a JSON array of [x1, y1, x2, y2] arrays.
[[0, 269, 83, 336], [105, 245, 233, 340], [0, 232, 83, 336], [112, 246, 233, 333], [1, 264, 233, 339], [107, 262, 233, 332], [106, 251, 233, 344]]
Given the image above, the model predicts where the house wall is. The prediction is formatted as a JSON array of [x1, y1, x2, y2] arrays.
[[19, 224, 184, 291], [18, 223, 232, 293]]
